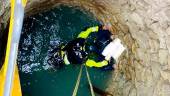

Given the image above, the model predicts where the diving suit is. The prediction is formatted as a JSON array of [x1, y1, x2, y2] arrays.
[[48, 25, 124, 70]]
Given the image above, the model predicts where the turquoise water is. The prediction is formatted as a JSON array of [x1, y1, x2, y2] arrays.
[[18, 5, 112, 96]]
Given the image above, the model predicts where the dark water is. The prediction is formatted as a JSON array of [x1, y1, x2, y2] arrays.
[[18, 5, 112, 96]]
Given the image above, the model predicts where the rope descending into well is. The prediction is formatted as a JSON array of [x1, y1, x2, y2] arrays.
[[72, 65, 83, 96], [85, 66, 95, 96], [72, 64, 95, 96]]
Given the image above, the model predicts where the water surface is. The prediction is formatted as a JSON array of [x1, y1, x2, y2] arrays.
[[18, 5, 112, 96]]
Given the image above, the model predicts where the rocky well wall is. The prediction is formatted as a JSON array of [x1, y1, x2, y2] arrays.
[[0, 0, 170, 96]]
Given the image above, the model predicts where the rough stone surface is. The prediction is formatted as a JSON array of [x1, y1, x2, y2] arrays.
[[0, 0, 10, 66], [0, 0, 10, 27], [1, 0, 170, 96], [159, 49, 168, 65]]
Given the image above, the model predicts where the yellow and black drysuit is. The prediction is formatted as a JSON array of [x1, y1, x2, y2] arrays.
[[47, 26, 115, 70]]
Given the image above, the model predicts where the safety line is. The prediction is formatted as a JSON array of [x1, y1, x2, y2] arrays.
[[72, 65, 83, 96], [85, 66, 95, 96]]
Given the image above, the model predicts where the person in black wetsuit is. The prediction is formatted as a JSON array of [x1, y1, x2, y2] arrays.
[[48, 25, 116, 70]]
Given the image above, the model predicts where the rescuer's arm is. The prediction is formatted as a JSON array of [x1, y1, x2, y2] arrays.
[[85, 59, 108, 67], [77, 26, 99, 39]]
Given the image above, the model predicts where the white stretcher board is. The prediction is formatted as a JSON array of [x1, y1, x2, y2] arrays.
[[102, 38, 126, 62]]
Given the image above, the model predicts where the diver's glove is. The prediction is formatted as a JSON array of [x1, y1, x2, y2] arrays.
[[101, 57, 115, 71]]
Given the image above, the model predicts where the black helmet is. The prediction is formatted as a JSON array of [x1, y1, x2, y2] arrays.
[[63, 38, 87, 64], [47, 46, 64, 68]]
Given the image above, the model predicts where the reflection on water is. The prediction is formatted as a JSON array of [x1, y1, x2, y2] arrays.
[[18, 5, 112, 96]]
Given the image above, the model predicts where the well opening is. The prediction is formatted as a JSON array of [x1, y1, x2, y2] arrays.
[[1, 0, 169, 96], [22, 1, 138, 96]]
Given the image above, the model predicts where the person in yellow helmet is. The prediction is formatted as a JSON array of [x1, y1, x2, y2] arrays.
[[48, 24, 116, 70]]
